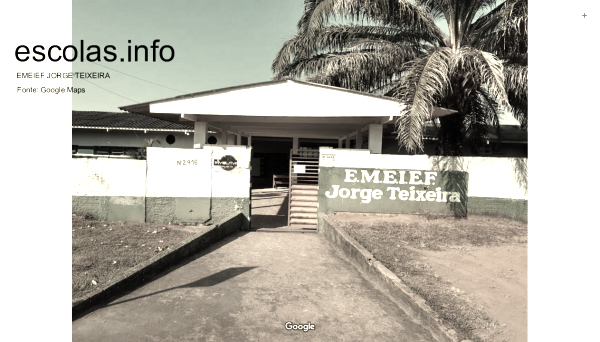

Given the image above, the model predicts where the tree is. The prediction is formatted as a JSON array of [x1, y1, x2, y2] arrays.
[[126, 138, 160, 160], [272, 0, 527, 156]]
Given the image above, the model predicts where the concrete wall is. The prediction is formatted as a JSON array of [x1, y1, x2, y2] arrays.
[[204, 146, 251, 229], [72, 146, 252, 228], [318, 147, 527, 222], [72, 158, 147, 221], [145, 148, 212, 224]]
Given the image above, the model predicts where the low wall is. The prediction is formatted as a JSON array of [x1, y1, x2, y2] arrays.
[[318, 148, 527, 222], [319, 215, 457, 342], [207, 146, 251, 230], [72, 158, 147, 221], [72, 146, 252, 228], [146, 147, 213, 224]]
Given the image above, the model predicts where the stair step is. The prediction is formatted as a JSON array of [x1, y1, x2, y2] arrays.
[[290, 207, 317, 213], [291, 190, 318, 196], [290, 218, 318, 225], [291, 195, 318, 202], [291, 185, 319, 190], [290, 212, 317, 219], [290, 201, 318, 207]]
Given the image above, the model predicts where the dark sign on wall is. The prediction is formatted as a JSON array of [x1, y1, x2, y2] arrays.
[[214, 155, 237, 171], [318, 167, 468, 217]]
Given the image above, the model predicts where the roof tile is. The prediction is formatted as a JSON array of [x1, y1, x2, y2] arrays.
[[72, 111, 192, 130]]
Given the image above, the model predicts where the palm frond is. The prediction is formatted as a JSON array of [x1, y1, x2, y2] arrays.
[[471, 48, 511, 110], [272, 24, 434, 76], [504, 63, 527, 129], [304, 0, 445, 45], [273, 0, 527, 155], [277, 47, 415, 92], [395, 47, 453, 154], [471, 0, 527, 57], [464, 90, 489, 152]]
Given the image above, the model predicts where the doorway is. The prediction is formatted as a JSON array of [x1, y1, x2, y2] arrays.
[[249, 137, 336, 230]]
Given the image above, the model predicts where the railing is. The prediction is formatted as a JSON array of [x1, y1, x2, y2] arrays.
[[287, 148, 319, 227]]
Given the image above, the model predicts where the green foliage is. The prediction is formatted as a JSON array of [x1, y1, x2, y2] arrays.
[[125, 138, 160, 160], [273, 0, 528, 155]]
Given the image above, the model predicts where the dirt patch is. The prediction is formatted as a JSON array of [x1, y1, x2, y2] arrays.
[[173, 225, 213, 234], [330, 212, 527, 342], [414, 245, 527, 342], [72, 214, 195, 302]]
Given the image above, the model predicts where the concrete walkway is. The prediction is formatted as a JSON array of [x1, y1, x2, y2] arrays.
[[72, 231, 436, 342], [250, 188, 317, 232], [250, 188, 290, 229]]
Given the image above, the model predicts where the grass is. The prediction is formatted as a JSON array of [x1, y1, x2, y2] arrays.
[[329, 214, 527, 342], [72, 213, 195, 303]]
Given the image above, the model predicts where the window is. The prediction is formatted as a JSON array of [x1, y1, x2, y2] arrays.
[[95, 146, 110, 155], [111, 147, 125, 155]]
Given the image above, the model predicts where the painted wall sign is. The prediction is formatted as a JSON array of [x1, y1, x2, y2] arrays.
[[214, 155, 237, 171], [293, 164, 306, 173], [318, 167, 468, 216], [177, 159, 198, 166], [321, 154, 336, 162]]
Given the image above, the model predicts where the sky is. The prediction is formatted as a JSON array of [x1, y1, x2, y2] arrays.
[[71, 0, 521, 124], [72, 0, 305, 111]]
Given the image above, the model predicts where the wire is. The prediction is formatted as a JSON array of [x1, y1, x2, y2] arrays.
[[79, 78, 138, 103], [90, 62, 187, 94]]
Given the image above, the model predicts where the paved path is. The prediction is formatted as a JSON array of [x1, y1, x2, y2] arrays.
[[250, 188, 290, 229], [72, 231, 435, 342]]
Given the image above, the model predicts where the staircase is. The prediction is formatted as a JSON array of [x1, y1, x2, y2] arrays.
[[288, 184, 318, 227], [287, 148, 319, 228]]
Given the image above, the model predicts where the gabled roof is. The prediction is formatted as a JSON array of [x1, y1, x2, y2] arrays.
[[116, 79, 458, 140], [72, 111, 193, 131], [119, 79, 457, 119], [119, 79, 412, 113]]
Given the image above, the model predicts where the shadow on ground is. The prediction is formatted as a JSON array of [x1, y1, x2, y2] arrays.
[[105, 266, 258, 308]]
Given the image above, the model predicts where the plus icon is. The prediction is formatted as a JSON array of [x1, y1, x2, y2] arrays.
[[583, 13, 587, 18]]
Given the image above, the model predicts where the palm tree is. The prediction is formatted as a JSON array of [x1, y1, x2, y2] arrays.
[[272, 0, 527, 156]]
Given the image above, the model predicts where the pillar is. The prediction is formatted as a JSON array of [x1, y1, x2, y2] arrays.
[[346, 135, 351, 149], [338, 139, 343, 148], [227, 133, 236, 145], [236, 134, 242, 146], [193, 121, 207, 149], [355, 127, 363, 149], [248, 135, 252, 147], [219, 126, 229, 146], [293, 136, 299, 151], [368, 124, 383, 154]]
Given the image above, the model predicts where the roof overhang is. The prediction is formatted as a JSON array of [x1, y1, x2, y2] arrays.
[[119, 80, 458, 139], [72, 126, 193, 132]]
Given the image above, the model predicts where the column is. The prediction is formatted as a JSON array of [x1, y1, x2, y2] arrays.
[[368, 124, 383, 154], [338, 138, 342, 148], [227, 133, 236, 145], [346, 135, 351, 149], [219, 126, 229, 146], [236, 134, 242, 146], [355, 127, 363, 149], [293, 136, 299, 151], [248, 135, 252, 147], [193, 121, 207, 149]]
